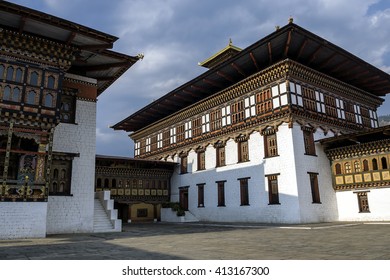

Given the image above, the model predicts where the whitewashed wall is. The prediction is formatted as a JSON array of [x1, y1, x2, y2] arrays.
[[170, 122, 345, 224], [47, 99, 96, 234], [336, 188, 390, 221], [291, 125, 339, 223], [0, 202, 47, 239]]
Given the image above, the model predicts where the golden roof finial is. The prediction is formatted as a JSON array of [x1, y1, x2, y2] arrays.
[[288, 16, 294, 24], [275, 25, 280, 31], [229, 38, 233, 46]]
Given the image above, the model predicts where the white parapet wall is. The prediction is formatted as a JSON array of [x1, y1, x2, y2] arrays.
[[0, 202, 47, 239]]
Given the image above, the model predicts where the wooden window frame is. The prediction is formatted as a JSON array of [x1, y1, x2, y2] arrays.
[[197, 183, 205, 207], [197, 150, 206, 171], [238, 140, 249, 163], [303, 129, 316, 156], [239, 177, 250, 206], [217, 181, 226, 207], [264, 132, 278, 158], [216, 145, 226, 167], [180, 155, 188, 174], [356, 192, 370, 213], [267, 174, 280, 205], [308, 172, 321, 204]]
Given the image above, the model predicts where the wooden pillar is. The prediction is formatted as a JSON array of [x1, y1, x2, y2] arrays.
[[43, 127, 55, 199], [1, 120, 14, 200], [127, 203, 132, 223], [153, 203, 158, 222]]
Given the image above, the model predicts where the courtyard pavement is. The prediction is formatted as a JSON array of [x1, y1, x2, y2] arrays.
[[0, 222, 389, 260]]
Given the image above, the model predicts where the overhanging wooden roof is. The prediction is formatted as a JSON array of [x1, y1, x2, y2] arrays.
[[320, 125, 390, 150], [0, 1, 140, 95], [113, 21, 390, 132]]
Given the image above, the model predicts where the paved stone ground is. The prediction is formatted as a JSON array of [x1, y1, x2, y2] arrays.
[[0, 222, 389, 260]]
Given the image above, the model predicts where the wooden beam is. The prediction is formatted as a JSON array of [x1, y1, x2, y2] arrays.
[[217, 71, 235, 82], [18, 16, 26, 33], [283, 30, 292, 57], [79, 43, 113, 51], [231, 62, 246, 77], [267, 42, 273, 64], [203, 78, 224, 88], [249, 52, 259, 71], [191, 84, 209, 93], [308, 45, 322, 64], [83, 61, 131, 71], [330, 58, 349, 73], [297, 38, 309, 59], [318, 52, 338, 69], [66, 32, 77, 45]]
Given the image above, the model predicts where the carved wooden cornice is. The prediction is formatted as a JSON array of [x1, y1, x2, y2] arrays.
[[287, 60, 383, 108], [326, 139, 390, 160], [0, 29, 75, 70], [334, 182, 390, 191], [131, 60, 291, 140]]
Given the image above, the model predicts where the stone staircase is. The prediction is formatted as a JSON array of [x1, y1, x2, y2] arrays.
[[93, 191, 122, 233]]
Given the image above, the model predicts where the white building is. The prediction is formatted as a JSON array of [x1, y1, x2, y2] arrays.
[[114, 20, 390, 224]]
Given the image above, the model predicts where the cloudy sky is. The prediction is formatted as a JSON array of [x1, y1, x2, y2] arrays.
[[10, 0, 390, 156]]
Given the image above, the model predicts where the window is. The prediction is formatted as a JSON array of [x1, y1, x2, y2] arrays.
[[216, 145, 226, 167], [197, 183, 205, 207], [381, 157, 388, 169], [6, 66, 14, 81], [47, 75, 55, 89], [0, 64, 4, 78], [60, 95, 76, 123], [239, 178, 250, 206], [201, 113, 210, 133], [264, 130, 278, 158], [217, 181, 226, 206], [354, 104, 362, 125], [303, 129, 316, 155], [267, 174, 279, 204], [3, 86, 11, 100], [145, 137, 151, 153], [44, 93, 54, 107], [221, 105, 231, 127], [372, 158, 378, 170], [238, 140, 249, 162], [344, 162, 352, 173], [12, 87, 20, 102], [308, 173, 321, 203], [354, 161, 361, 173], [180, 155, 188, 174], [363, 160, 369, 172], [170, 127, 176, 144], [231, 100, 245, 124], [30, 71, 39, 86], [244, 95, 256, 118], [157, 133, 163, 149], [335, 163, 342, 175], [289, 82, 303, 107], [315, 91, 326, 113], [336, 98, 346, 119], [15, 68, 23, 83], [197, 150, 206, 170], [49, 158, 72, 195], [210, 110, 221, 131], [134, 142, 140, 157], [356, 192, 370, 213], [192, 117, 202, 137], [184, 121, 192, 139], [26, 90, 36, 105]]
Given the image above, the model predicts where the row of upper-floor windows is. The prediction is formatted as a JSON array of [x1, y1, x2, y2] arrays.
[[95, 177, 169, 190], [0, 84, 56, 107], [0, 64, 58, 89], [178, 129, 316, 174], [135, 81, 377, 157], [334, 156, 389, 175]]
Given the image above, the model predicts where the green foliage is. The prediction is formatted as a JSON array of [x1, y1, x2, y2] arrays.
[[161, 202, 186, 216]]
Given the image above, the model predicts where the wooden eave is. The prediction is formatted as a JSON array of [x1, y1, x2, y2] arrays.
[[320, 125, 390, 150], [0, 1, 140, 96], [113, 22, 390, 133]]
